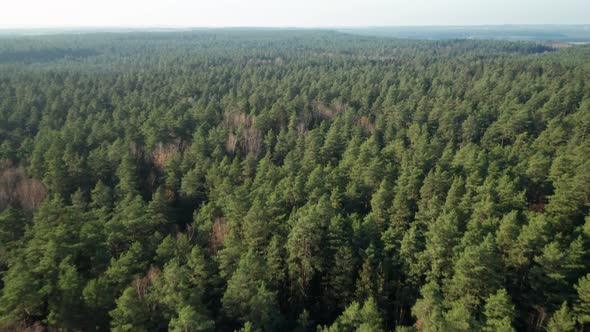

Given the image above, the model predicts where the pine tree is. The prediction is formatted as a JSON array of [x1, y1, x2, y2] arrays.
[[222, 250, 267, 324], [446, 234, 502, 312], [443, 302, 473, 332], [320, 298, 384, 332], [44, 136, 69, 195], [115, 151, 140, 198], [412, 281, 446, 332], [90, 180, 113, 212], [265, 235, 287, 289], [574, 273, 590, 326], [245, 283, 282, 331], [0, 261, 43, 325], [48, 258, 85, 328], [287, 198, 332, 302], [168, 305, 215, 332], [109, 286, 152, 331], [355, 257, 376, 302], [482, 289, 516, 332], [0, 207, 26, 262], [422, 211, 461, 280], [547, 302, 575, 332]]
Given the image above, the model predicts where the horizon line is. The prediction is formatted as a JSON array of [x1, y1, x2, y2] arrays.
[[1, 23, 590, 30]]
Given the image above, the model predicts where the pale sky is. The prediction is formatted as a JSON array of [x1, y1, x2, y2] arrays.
[[1, 0, 589, 28]]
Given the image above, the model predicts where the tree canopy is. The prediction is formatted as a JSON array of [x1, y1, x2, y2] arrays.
[[0, 30, 589, 331]]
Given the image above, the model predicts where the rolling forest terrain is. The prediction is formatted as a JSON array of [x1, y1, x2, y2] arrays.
[[1, 30, 590, 331], [339, 25, 590, 42]]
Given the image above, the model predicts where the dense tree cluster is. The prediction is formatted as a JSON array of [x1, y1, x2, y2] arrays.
[[1, 30, 590, 331]]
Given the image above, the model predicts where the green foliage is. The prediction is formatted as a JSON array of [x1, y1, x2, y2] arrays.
[[287, 197, 333, 301], [547, 302, 575, 332], [482, 289, 516, 332], [0, 30, 589, 331], [319, 298, 384, 332], [109, 286, 153, 331], [574, 273, 590, 325], [446, 235, 502, 312], [169, 305, 214, 332]]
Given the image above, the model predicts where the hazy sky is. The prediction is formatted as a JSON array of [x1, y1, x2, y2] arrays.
[[1, 0, 589, 28]]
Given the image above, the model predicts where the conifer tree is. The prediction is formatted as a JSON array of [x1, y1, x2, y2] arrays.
[[547, 302, 575, 332], [482, 289, 516, 332]]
